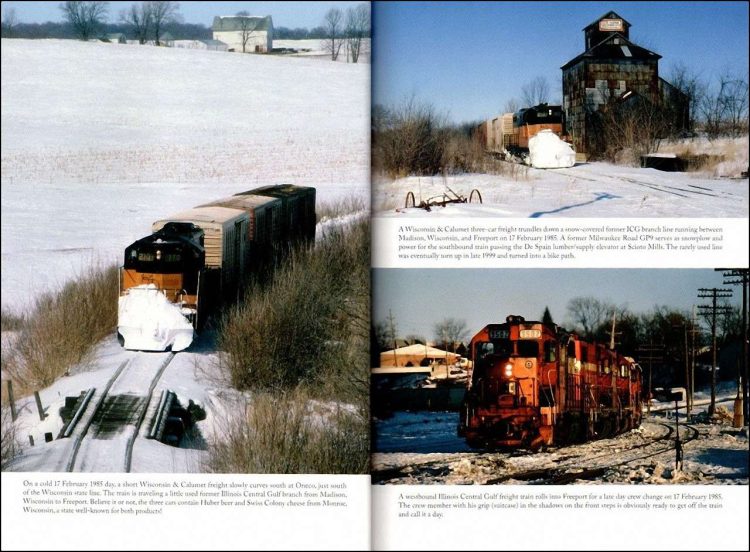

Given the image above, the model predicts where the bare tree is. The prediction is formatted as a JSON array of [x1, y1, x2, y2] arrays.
[[146, 0, 179, 46], [700, 71, 749, 139], [521, 76, 550, 107], [719, 72, 749, 137], [59, 1, 109, 41], [323, 7, 344, 61], [120, 2, 151, 44], [668, 62, 705, 133], [502, 98, 520, 114], [566, 296, 612, 340], [1, 6, 19, 38], [234, 10, 259, 53], [433, 318, 469, 354], [345, 3, 369, 63]]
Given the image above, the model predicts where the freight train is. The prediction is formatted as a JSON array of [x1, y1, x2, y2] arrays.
[[458, 315, 642, 449], [117, 185, 316, 352], [476, 103, 574, 164]]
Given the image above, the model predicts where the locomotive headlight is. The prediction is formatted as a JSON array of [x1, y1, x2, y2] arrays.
[[156, 250, 162, 260], [503, 363, 513, 378]]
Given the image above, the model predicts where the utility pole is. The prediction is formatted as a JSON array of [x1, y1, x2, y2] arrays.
[[717, 268, 748, 425], [688, 306, 700, 418], [697, 287, 733, 418], [637, 341, 664, 415], [607, 310, 621, 350]]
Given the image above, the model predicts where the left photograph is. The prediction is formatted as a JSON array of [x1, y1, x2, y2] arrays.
[[1, 1, 370, 473]]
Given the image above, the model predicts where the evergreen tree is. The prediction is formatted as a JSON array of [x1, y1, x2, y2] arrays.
[[542, 306, 554, 325]]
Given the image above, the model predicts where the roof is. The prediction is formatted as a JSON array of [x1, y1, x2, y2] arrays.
[[561, 33, 661, 70], [212, 15, 272, 32], [380, 344, 460, 357], [199, 195, 281, 211], [154, 206, 248, 226], [199, 39, 227, 46], [583, 10, 631, 30]]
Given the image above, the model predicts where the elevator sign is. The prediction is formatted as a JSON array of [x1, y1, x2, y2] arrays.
[[599, 19, 624, 32]]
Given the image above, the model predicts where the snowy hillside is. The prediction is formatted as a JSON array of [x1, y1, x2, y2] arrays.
[[1, 39, 369, 312]]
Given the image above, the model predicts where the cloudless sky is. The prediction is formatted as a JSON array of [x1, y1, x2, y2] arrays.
[[2, 1, 365, 29], [373, 269, 743, 339], [373, 1, 749, 123]]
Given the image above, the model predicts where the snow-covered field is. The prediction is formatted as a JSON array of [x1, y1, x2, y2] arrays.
[[0, 38, 368, 472], [273, 38, 370, 63], [373, 156, 748, 218], [1, 39, 369, 313]]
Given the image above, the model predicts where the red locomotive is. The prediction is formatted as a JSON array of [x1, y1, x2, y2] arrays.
[[458, 315, 642, 449]]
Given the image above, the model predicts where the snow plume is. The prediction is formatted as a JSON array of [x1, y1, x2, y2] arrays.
[[117, 284, 194, 352], [528, 130, 576, 169]]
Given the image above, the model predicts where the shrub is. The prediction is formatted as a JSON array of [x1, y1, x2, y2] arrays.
[[3, 264, 118, 393], [207, 388, 369, 474], [0, 307, 25, 332], [217, 216, 369, 407]]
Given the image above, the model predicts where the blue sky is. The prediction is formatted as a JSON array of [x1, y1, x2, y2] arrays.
[[373, 269, 743, 339], [2, 1, 365, 28], [373, 1, 749, 123]]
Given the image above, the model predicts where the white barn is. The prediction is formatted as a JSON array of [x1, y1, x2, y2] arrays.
[[212, 15, 273, 53]]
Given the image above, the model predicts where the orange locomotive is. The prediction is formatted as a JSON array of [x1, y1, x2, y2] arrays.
[[458, 315, 642, 449]]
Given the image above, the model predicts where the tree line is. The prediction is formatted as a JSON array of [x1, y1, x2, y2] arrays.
[[1, 2, 371, 45], [373, 298, 745, 386]]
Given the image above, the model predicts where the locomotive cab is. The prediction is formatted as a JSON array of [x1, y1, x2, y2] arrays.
[[123, 222, 205, 298], [118, 223, 206, 352], [460, 316, 557, 449]]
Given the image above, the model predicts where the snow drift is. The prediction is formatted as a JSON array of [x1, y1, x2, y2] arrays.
[[117, 284, 194, 352], [528, 129, 576, 169]]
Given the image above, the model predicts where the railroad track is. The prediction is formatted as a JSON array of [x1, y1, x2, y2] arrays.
[[372, 420, 701, 485], [553, 169, 741, 200], [488, 421, 701, 485], [63, 352, 175, 473]]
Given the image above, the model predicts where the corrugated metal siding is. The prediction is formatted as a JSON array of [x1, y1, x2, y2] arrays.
[[238, 185, 316, 245]]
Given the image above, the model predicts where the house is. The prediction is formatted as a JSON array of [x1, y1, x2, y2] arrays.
[[379, 344, 460, 368], [561, 11, 689, 155], [212, 15, 273, 53]]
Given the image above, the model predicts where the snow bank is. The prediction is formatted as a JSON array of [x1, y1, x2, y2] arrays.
[[528, 129, 576, 169], [117, 284, 194, 352]]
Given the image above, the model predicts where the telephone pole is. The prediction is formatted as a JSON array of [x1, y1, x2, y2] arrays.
[[607, 309, 621, 350], [697, 287, 733, 418], [687, 306, 701, 417], [636, 341, 664, 415], [717, 269, 748, 424]]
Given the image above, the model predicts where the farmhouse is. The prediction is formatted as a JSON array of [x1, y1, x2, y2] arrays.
[[212, 15, 273, 53], [561, 11, 689, 155]]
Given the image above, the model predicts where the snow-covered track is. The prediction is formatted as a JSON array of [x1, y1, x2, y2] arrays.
[[65, 353, 175, 473], [487, 421, 700, 485], [372, 420, 701, 485], [554, 169, 741, 200]]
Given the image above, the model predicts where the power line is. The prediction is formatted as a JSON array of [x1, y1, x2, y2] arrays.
[[717, 268, 748, 424], [697, 287, 733, 417]]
